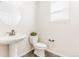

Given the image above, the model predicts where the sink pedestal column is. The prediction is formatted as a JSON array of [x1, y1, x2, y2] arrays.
[[9, 43, 18, 57]]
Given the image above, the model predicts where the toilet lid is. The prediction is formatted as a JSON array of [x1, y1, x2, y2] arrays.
[[34, 42, 47, 48]]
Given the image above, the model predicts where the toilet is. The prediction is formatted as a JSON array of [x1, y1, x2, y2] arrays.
[[29, 35, 47, 57]]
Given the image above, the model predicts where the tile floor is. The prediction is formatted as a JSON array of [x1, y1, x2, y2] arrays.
[[22, 50, 60, 57]]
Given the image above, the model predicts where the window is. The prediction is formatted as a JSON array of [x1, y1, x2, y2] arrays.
[[50, 1, 69, 22]]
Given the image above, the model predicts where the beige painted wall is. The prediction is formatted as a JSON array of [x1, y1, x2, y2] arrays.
[[0, 45, 9, 57], [36, 1, 79, 57]]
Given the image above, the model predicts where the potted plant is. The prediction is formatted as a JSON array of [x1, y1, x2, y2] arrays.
[[30, 32, 37, 36], [30, 32, 38, 41]]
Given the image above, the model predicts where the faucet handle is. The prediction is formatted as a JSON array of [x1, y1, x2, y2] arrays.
[[11, 29, 15, 35], [6, 29, 16, 36], [11, 29, 15, 32]]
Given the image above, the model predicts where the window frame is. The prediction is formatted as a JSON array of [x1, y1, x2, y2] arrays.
[[50, 1, 70, 22]]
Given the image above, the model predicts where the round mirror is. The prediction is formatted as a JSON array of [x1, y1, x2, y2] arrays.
[[0, 2, 21, 26]]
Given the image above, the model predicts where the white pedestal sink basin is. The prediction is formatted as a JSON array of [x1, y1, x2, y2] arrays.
[[0, 33, 26, 44], [0, 33, 26, 57]]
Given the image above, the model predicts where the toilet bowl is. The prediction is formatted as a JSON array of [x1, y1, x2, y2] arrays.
[[34, 43, 47, 57], [34, 43, 46, 49], [29, 35, 47, 57]]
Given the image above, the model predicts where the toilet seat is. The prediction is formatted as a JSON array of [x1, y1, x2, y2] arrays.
[[34, 43, 47, 49]]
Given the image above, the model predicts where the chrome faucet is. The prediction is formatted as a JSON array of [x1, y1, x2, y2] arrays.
[[7, 29, 15, 36]]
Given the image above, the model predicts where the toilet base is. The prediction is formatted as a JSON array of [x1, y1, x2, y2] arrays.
[[34, 48, 45, 57]]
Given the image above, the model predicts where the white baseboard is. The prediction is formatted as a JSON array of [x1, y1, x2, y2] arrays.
[[46, 49, 66, 57]]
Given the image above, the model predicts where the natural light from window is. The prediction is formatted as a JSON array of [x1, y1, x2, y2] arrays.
[[50, 1, 69, 22]]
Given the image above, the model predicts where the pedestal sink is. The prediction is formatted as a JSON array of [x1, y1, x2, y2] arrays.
[[0, 33, 26, 57], [0, 2, 25, 57]]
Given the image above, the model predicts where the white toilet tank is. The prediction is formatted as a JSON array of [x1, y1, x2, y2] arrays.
[[29, 35, 38, 45]]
